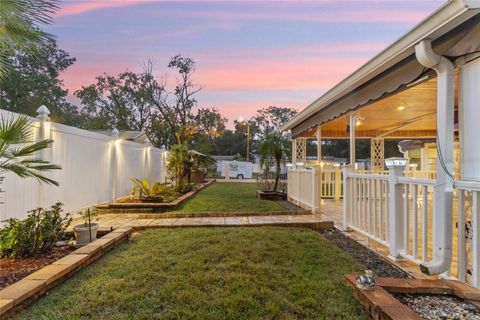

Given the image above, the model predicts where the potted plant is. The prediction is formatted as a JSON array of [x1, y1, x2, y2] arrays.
[[130, 178, 165, 202], [73, 208, 99, 245]]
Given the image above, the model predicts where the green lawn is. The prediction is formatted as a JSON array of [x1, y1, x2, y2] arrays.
[[14, 227, 365, 320], [175, 182, 285, 213]]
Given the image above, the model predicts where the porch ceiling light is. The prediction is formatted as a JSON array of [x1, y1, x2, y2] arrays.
[[397, 106, 406, 111], [384, 157, 407, 169], [296, 162, 304, 166]]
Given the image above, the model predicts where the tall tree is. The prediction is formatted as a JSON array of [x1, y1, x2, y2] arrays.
[[0, 40, 79, 125], [194, 108, 227, 141], [0, 0, 59, 79], [75, 71, 155, 134], [252, 106, 298, 136], [146, 55, 200, 145]]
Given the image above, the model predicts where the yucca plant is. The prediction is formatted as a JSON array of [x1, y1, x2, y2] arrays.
[[0, 0, 60, 79], [0, 115, 60, 185]]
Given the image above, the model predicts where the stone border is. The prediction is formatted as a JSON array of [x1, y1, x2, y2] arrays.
[[0, 227, 133, 318], [112, 210, 312, 219], [131, 220, 334, 231], [345, 274, 480, 320], [97, 180, 215, 213]]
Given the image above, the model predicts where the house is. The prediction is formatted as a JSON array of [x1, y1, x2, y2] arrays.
[[282, 1, 480, 288]]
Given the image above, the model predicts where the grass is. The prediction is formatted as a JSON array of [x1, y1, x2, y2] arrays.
[[14, 227, 365, 320], [174, 182, 285, 213]]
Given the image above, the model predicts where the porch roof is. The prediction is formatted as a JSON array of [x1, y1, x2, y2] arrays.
[[282, 1, 480, 138]]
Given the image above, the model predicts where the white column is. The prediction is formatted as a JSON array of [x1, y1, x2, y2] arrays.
[[349, 113, 356, 166], [111, 128, 119, 202], [36, 105, 51, 208], [292, 139, 297, 164], [316, 126, 322, 164], [420, 146, 429, 172], [459, 57, 480, 181]]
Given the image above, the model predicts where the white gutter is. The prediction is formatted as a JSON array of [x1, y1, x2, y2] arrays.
[[282, 0, 480, 132], [415, 39, 455, 275]]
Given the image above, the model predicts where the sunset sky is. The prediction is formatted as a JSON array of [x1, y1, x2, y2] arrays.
[[49, 0, 444, 126]]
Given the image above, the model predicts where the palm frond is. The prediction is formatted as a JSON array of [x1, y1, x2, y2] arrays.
[[0, 115, 60, 185], [0, 0, 60, 79]]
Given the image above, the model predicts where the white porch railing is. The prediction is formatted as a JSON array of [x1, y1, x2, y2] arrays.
[[287, 167, 321, 212], [343, 172, 390, 247], [342, 166, 480, 289], [454, 180, 480, 288]]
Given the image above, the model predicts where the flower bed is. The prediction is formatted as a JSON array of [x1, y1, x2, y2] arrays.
[[0, 245, 74, 290], [96, 180, 214, 214]]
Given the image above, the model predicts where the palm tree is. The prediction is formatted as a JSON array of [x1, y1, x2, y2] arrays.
[[258, 133, 285, 192], [0, 115, 60, 185], [0, 0, 59, 79]]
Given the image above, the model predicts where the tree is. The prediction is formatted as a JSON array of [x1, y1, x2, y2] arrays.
[[75, 71, 156, 134], [0, 115, 60, 186], [252, 106, 298, 136], [0, 0, 59, 79], [146, 55, 200, 145], [258, 133, 285, 192], [194, 108, 227, 141], [0, 40, 79, 125]]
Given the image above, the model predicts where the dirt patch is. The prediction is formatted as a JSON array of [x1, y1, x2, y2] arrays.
[[0, 245, 75, 289], [319, 228, 408, 279]]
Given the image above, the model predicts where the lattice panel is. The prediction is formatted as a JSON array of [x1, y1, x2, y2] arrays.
[[293, 138, 306, 164], [370, 138, 385, 171]]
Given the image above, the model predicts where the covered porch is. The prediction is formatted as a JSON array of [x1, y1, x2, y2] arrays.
[[283, 1, 480, 289]]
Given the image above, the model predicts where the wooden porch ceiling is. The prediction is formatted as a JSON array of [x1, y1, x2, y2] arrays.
[[299, 76, 457, 140]]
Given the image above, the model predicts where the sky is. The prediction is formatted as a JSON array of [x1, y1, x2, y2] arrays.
[[48, 0, 444, 126]]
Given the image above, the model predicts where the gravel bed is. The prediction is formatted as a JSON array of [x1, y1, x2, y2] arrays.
[[394, 293, 480, 320], [319, 228, 480, 319], [319, 228, 408, 278]]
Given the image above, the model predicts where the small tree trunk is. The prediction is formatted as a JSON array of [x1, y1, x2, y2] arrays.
[[273, 157, 281, 192]]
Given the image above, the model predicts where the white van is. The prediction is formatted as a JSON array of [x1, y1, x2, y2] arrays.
[[220, 161, 253, 179]]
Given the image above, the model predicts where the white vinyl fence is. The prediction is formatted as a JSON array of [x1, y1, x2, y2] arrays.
[[0, 108, 168, 222]]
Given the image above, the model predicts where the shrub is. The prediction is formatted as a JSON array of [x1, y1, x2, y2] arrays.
[[0, 202, 72, 258]]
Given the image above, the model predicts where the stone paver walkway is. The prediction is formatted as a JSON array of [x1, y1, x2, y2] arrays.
[[71, 213, 332, 232]]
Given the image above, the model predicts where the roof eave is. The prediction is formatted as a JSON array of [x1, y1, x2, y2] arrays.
[[282, 0, 479, 132]]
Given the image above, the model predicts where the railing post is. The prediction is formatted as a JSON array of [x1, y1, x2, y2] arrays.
[[36, 106, 51, 208], [335, 166, 342, 200], [312, 167, 321, 214], [342, 165, 353, 231], [386, 158, 406, 260]]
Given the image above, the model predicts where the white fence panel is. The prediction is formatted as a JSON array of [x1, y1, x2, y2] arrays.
[[0, 109, 168, 222]]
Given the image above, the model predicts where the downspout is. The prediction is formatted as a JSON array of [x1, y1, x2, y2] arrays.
[[415, 39, 455, 275]]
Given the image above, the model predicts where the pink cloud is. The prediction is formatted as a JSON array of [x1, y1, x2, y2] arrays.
[[196, 56, 366, 92], [57, 0, 146, 17], [57, 1, 432, 25]]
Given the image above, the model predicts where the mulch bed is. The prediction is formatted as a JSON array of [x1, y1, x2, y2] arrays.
[[319, 228, 408, 279], [0, 245, 75, 290]]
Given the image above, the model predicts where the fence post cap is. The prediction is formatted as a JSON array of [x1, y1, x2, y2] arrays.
[[111, 127, 119, 138], [36, 105, 50, 120]]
